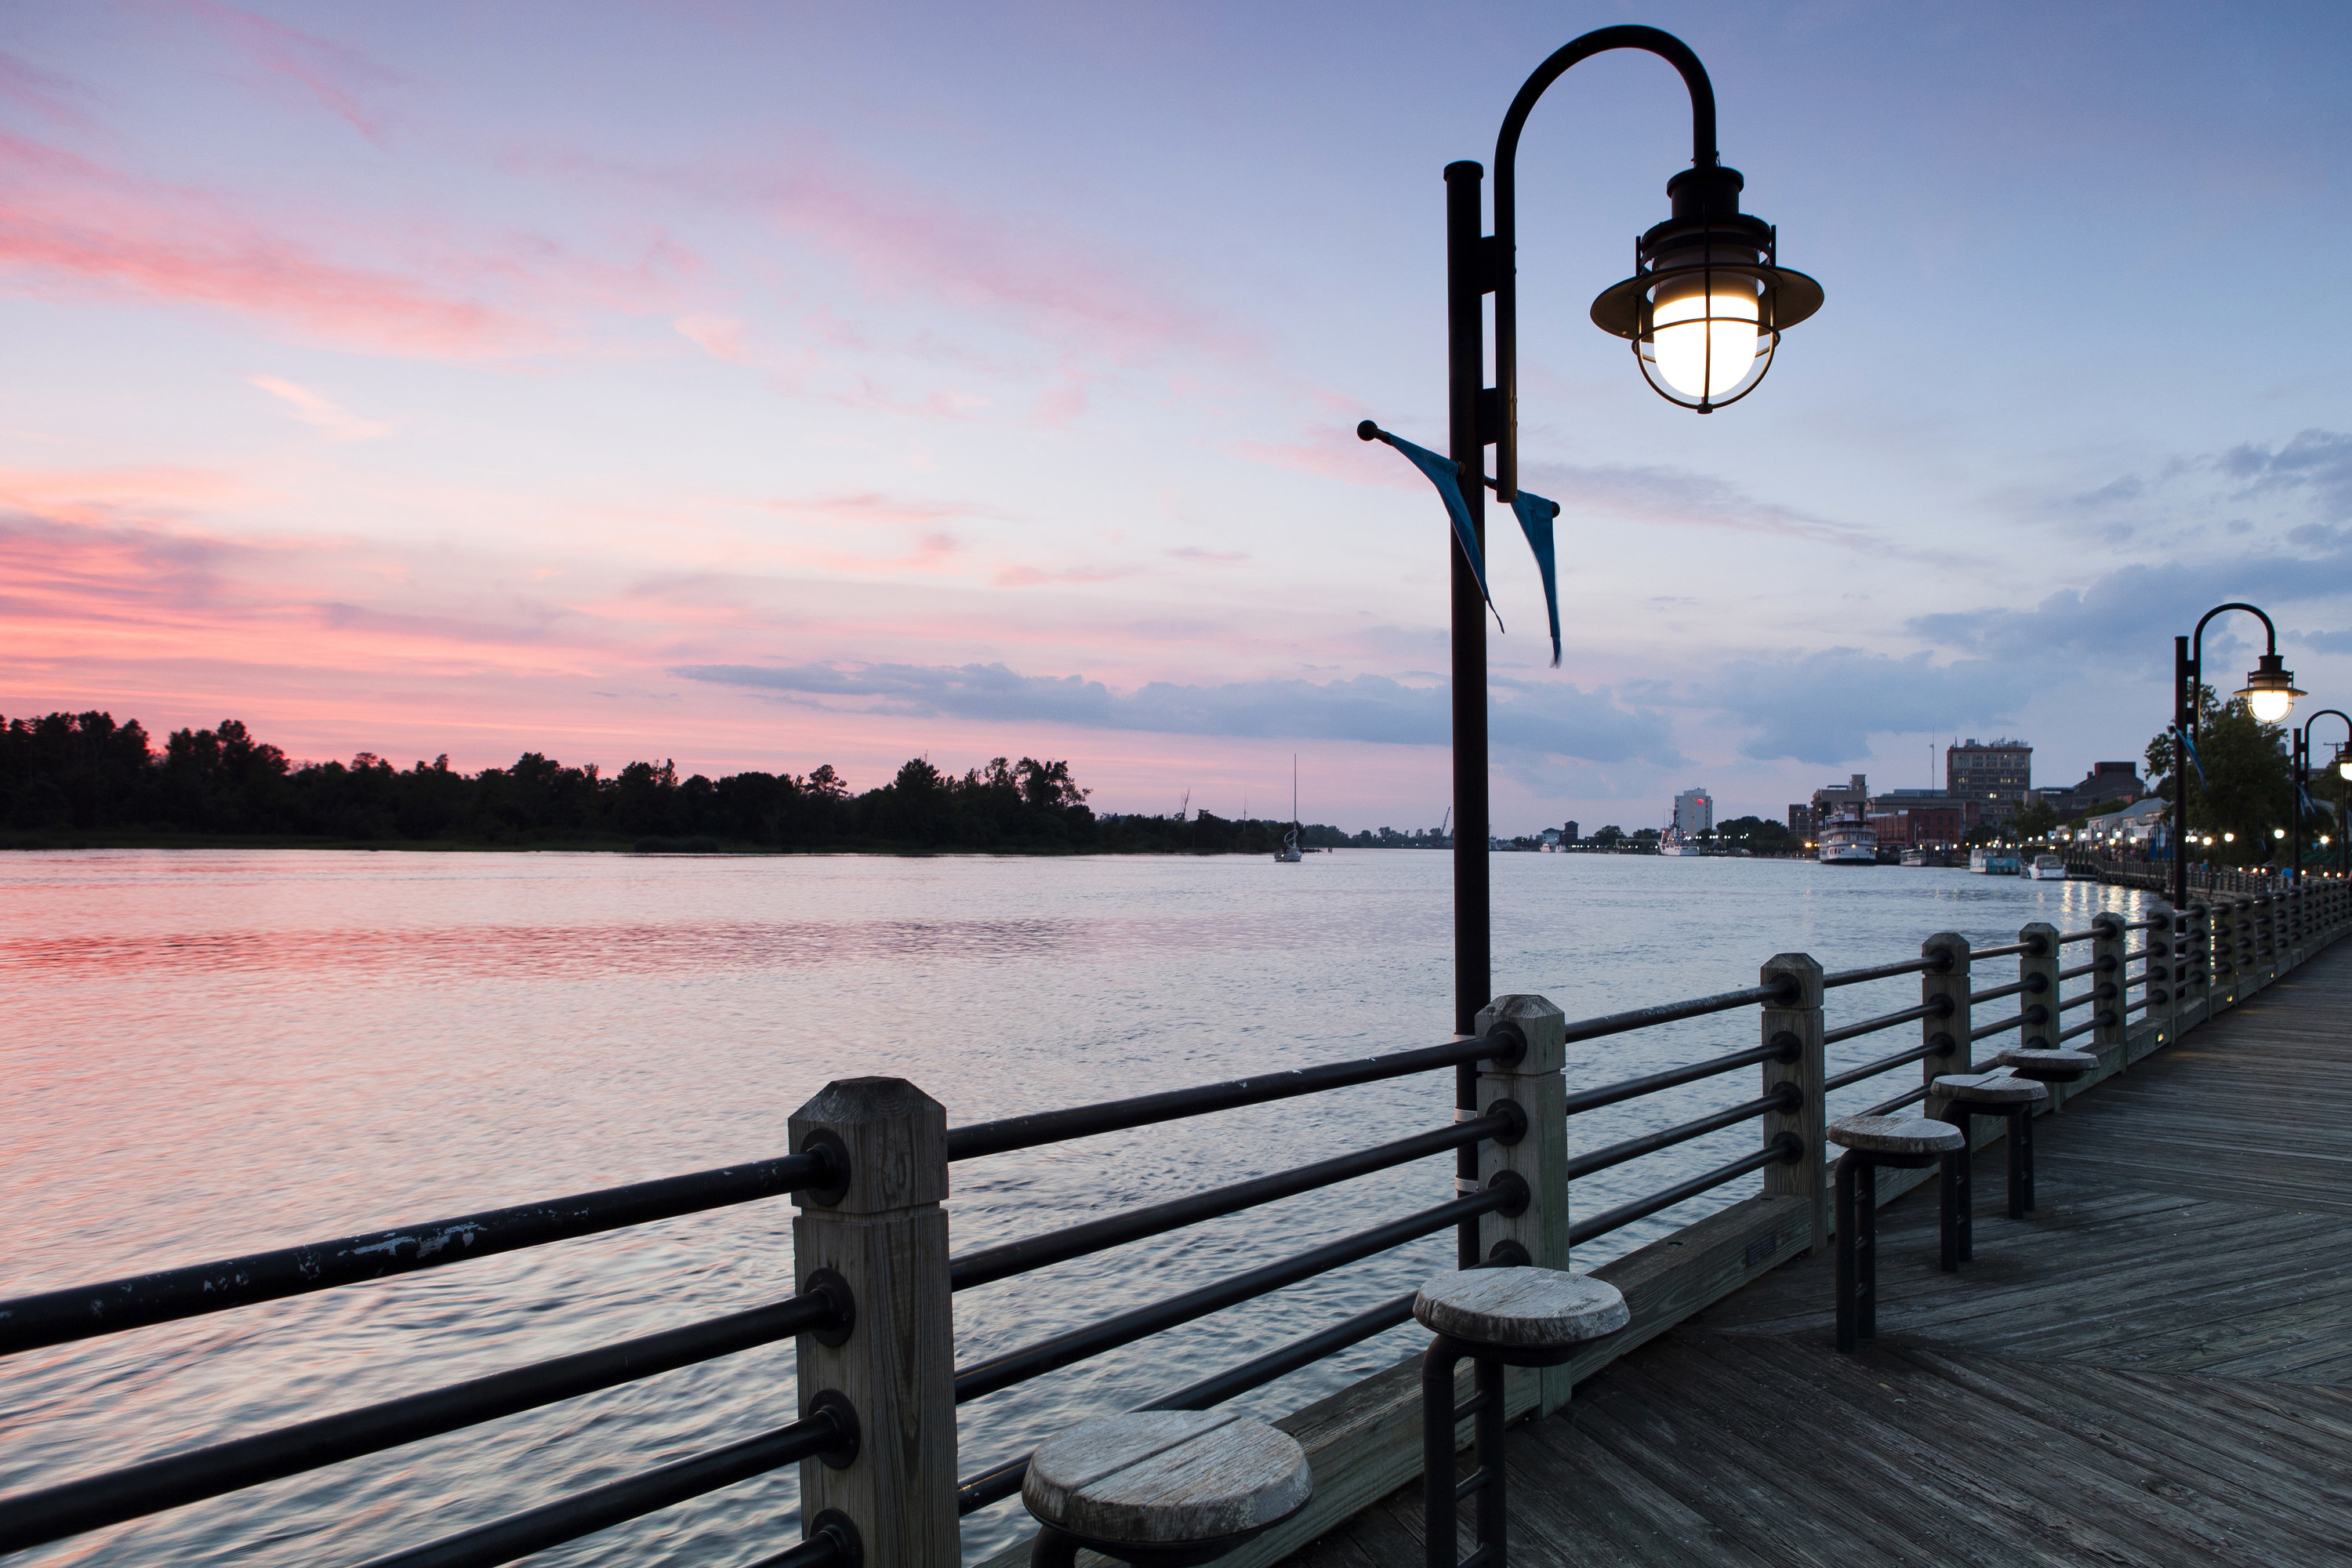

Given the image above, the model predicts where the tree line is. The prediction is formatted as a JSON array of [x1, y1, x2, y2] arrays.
[[0, 711, 1372, 854]]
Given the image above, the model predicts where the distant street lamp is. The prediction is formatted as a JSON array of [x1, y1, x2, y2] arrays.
[[1364, 26, 1821, 1044], [2173, 602, 2301, 905], [2296, 709, 2352, 880]]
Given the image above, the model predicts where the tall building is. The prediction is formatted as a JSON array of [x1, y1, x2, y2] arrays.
[[1947, 739, 2033, 820], [1811, 774, 1868, 824], [1563, 820, 1579, 844], [1671, 787, 1713, 837], [1788, 804, 1813, 836]]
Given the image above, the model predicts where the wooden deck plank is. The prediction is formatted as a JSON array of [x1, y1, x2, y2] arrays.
[[1274, 934, 2352, 1567]]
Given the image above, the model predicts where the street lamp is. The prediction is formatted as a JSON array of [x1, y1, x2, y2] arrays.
[[2298, 709, 2352, 880], [2173, 602, 2300, 906], [1428, 27, 1821, 1041], [1356, 27, 1821, 1272]]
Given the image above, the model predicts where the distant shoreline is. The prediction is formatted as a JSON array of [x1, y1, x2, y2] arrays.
[[0, 833, 1374, 857]]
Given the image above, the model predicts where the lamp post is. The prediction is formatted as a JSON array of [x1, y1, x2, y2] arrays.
[[2299, 709, 2352, 880], [2172, 601, 2300, 907], [1431, 26, 1820, 1042]]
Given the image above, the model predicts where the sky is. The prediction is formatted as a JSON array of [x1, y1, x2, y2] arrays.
[[5, 0, 2351, 835]]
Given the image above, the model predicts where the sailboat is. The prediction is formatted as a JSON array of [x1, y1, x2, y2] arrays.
[[1275, 754, 1305, 862]]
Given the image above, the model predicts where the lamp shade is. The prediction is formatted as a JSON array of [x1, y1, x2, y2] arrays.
[[2238, 652, 2303, 724], [1590, 165, 1820, 413]]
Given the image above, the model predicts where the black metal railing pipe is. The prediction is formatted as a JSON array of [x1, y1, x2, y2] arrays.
[[947, 1109, 1519, 1292], [0, 1150, 837, 1358], [1821, 1000, 1942, 1046], [1566, 1135, 1798, 1248], [1968, 978, 2028, 1004], [1559, 979, 1795, 1045], [943, 1033, 1521, 1162], [1823, 1034, 1955, 1093], [2056, 927, 2102, 946], [1969, 940, 2035, 960], [0, 1289, 844, 1556], [2057, 989, 2100, 1014], [1562, 1090, 1794, 1183], [1821, 954, 1944, 989], [2058, 1018, 2098, 1043], [355, 1398, 858, 1568], [1861, 1083, 1929, 1117], [1969, 1013, 2027, 1042], [954, 1250, 1529, 1519], [1559, 1036, 1795, 1119], [2059, 960, 2097, 981], [951, 1185, 1513, 1406]]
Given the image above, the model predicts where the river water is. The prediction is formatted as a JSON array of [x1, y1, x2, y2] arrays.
[[0, 849, 2146, 1565]]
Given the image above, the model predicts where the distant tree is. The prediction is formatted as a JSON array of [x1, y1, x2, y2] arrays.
[[1593, 825, 1624, 847], [2146, 685, 2292, 866], [2009, 797, 2059, 840]]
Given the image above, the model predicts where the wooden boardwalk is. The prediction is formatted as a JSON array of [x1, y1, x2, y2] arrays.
[[1287, 938, 2352, 1568]]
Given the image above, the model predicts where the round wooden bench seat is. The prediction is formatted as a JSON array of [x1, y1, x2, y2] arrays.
[[1930, 1071, 2048, 1105], [1826, 1113, 1965, 1158], [1412, 1266, 1628, 1353], [1996, 1047, 2097, 1082], [1022, 1410, 1311, 1566]]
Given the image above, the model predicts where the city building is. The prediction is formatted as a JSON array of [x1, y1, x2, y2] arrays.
[[1563, 820, 1579, 844], [1671, 787, 1713, 837], [1810, 775, 1868, 826], [2035, 760, 2146, 819], [1947, 739, 2032, 820], [1868, 804, 1980, 849], [1788, 803, 1813, 837]]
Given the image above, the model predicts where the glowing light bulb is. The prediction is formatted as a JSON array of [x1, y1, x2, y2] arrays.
[[2248, 687, 2295, 724], [2338, 759, 2351, 782], [1651, 285, 1760, 400]]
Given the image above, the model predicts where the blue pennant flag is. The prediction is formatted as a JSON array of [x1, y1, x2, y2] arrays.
[[1505, 486, 1563, 667], [1364, 426, 1499, 629], [2179, 727, 2208, 790], [2299, 780, 2321, 818]]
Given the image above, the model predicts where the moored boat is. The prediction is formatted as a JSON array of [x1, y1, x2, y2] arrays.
[[1817, 809, 1878, 866], [2027, 852, 2067, 881]]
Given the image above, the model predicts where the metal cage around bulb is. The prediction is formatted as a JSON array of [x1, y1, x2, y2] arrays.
[[1588, 169, 1822, 413], [2236, 652, 2303, 723]]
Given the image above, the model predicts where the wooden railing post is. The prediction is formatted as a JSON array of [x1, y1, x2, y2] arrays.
[[2090, 911, 2128, 1069], [1920, 932, 1969, 1088], [1475, 993, 1569, 1412], [1760, 953, 1826, 1254], [2187, 901, 2214, 1024], [2143, 900, 2175, 1058], [2018, 921, 2063, 1104], [789, 1077, 958, 1566]]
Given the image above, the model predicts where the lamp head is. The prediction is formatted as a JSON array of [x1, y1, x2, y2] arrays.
[[2336, 742, 2352, 782], [1589, 165, 1821, 412], [2238, 652, 2303, 724]]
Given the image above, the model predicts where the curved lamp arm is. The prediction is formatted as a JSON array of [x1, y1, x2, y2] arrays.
[[2304, 708, 2352, 765], [2183, 601, 2281, 736], [2188, 601, 2279, 666], [1492, 26, 1718, 501]]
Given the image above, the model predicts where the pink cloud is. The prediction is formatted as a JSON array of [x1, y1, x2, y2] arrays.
[[763, 151, 1256, 369], [675, 313, 751, 361], [0, 131, 532, 356], [246, 375, 391, 441], [992, 562, 1138, 588], [173, 0, 408, 147]]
